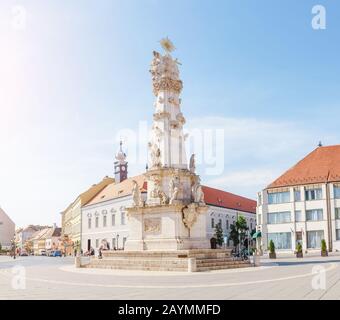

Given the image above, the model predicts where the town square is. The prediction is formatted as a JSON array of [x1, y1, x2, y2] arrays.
[[1, 0, 340, 302]]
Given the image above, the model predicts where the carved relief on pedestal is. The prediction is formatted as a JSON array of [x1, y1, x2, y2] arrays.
[[182, 203, 199, 229], [144, 218, 161, 234]]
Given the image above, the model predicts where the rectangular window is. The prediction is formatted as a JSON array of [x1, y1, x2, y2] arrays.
[[88, 218, 91, 229], [268, 232, 292, 250], [336, 229, 340, 241], [103, 215, 107, 227], [335, 208, 340, 220], [305, 188, 323, 201], [295, 210, 303, 222], [112, 238, 116, 250], [307, 230, 324, 248], [226, 220, 229, 229], [95, 239, 99, 248], [121, 212, 126, 225], [268, 211, 291, 224], [218, 219, 222, 227], [306, 209, 323, 221], [123, 237, 127, 249], [112, 214, 116, 226], [268, 191, 290, 204], [294, 189, 301, 202], [211, 218, 215, 228], [334, 186, 340, 199], [95, 217, 99, 228]]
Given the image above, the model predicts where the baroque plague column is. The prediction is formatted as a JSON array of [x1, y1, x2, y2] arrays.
[[125, 39, 210, 251]]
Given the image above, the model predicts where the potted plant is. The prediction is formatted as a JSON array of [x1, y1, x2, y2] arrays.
[[296, 243, 303, 258], [321, 239, 328, 257], [268, 240, 276, 259]]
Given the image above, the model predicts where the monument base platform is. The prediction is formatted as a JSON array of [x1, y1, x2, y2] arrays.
[[79, 249, 251, 272]]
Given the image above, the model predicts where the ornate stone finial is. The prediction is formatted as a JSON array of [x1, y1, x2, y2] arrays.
[[318, 141, 323, 147], [160, 37, 175, 54]]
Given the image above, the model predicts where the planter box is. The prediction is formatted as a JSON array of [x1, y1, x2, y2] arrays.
[[269, 252, 276, 259], [296, 252, 303, 258], [321, 250, 328, 257]]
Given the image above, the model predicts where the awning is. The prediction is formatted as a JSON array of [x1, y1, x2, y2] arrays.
[[252, 231, 262, 239]]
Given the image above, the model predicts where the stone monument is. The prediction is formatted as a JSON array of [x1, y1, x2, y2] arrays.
[[81, 39, 250, 271], [124, 38, 210, 251]]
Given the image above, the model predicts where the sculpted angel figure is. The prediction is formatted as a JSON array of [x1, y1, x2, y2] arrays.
[[149, 142, 162, 168], [169, 176, 180, 204], [132, 180, 142, 207], [192, 177, 205, 204]]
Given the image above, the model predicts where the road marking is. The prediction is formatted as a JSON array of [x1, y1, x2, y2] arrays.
[[0, 263, 337, 289]]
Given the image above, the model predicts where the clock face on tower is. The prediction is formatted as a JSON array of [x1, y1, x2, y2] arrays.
[[121, 166, 126, 172]]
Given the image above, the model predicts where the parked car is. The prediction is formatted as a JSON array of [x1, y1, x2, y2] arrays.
[[20, 249, 28, 256], [39, 250, 46, 256], [51, 250, 62, 257]]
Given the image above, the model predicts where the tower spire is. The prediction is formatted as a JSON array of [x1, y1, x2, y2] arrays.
[[114, 140, 128, 183]]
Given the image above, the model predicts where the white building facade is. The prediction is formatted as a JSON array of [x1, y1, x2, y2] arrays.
[[81, 180, 256, 254], [257, 145, 340, 254], [0, 207, 15, 250]]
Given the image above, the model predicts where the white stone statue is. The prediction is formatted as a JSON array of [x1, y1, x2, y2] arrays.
[[189, 154, 196, 173], [192, 177, 205, 204], [169, 176, 180, 204], [158, 190, 168, 205], [149, 142, 162, 168], [150, 177, 161, 198], [132, 180, 142, 207]]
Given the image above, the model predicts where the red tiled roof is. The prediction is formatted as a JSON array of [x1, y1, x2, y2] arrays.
[[85, 175, 147, 206], [268, 145, 340, 188], [84, 175, 256, 214], [202, 186, 256, 214]]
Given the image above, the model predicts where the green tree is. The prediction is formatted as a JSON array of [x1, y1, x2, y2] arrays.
[[0, 243, 2, 252], [214, 223, 224, 246], [228, 215, 248, 251], [268, 240, 275, 254]]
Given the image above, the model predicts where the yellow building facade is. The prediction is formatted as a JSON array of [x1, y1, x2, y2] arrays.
[[61, 176, 114, 255]]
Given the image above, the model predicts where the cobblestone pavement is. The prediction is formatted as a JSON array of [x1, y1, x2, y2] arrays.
[[0, 255, 339, 300]]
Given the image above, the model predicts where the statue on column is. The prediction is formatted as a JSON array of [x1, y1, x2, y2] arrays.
[[169, 176, 180, 204], [189, 154, 196, 173], [149, 142, 162, 168], [132, 180, 143, 207], [192, 177, 205, 204]]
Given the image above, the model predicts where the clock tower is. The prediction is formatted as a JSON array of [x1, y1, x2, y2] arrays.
[[114, 141, 128, 183]]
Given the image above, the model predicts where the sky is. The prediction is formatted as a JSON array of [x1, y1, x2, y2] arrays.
[[0, 0, 340, 228]]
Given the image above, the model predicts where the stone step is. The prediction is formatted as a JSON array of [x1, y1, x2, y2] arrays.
[[85, 264, 188, 271], [90, 259, 187, 266], [197, 264, 251, 272], [197, 261, 249, 267]]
